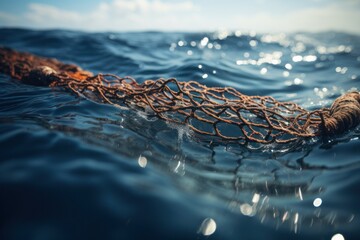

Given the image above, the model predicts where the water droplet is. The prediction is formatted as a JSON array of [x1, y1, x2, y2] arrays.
[[198, 218, 216, 236], [200, 37, 209, 47], [138, 155, 147, 168], [294, 78, 303, 85], [292, 55, 303, 62], [252, 193, 260, 203], [313, 197, 322, 207], [303, 55, 317, 62], [236, 60, 244, 65], [240, 203, 254, 216], [285, 63, 293, 70], [331, 233, 345, 240], [260, 68, 267, 75], [249, 40, 257, 47]]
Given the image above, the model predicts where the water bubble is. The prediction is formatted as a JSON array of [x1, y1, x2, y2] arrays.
[[198, 218, 216, 236], [292, 55, 303, 62], [249, 40, 258, 47], [200, 37, 209, 47], [252, 193, 260, 203], [236, 60, 244, 65], [202, 73, 208, 79], [283, 71, 289, 77], [285, 63, 293, 70], [337, 45, 345, 52], [240, 203, 254, 216], [294, 78, 303, 85], [331, 233, 345, 240], [303, 55, 317, 62], [260, 68, 267, 75], [178, 40, 184, 47], [138, 155, 147, 168], [313, 197, 322, 207]]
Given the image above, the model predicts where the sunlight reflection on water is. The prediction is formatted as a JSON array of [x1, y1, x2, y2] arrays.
[[0, 29, 359, 239]]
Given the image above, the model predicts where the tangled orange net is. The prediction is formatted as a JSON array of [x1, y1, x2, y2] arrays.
[[1, 47, 359, 145]]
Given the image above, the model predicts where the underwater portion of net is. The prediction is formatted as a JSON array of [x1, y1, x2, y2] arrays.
[[1, 47, 359, 146]]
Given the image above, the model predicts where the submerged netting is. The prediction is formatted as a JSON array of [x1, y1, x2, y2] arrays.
[[1, 47, 359, 145]]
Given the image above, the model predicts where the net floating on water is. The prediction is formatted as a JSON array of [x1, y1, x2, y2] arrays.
[[1, 47, 359, 145]]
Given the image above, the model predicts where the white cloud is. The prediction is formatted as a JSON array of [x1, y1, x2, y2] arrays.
[[111, 0, 194, 12], [12, 1, 198, 31], [229, 3, 360, 34], [0, 0, 359, 33], [25, 3, 83, 28]]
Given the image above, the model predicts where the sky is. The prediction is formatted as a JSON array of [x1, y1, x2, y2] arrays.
[[0, 0, 359, 33]]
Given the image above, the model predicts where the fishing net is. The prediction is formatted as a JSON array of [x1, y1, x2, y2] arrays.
[[1, 47, 359, 145]]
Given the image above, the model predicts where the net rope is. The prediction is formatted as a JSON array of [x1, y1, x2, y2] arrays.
[[1, 47, 359, 145]]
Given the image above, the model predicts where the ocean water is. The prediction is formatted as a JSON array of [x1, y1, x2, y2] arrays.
[[0, 28, 359, 240]]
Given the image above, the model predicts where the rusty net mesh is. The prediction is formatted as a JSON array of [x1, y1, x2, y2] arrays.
[[1, 47, 359, 145]]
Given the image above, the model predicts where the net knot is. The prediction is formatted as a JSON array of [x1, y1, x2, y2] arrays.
[[23, 66, 58, 86], [322, 92, 360, 135]]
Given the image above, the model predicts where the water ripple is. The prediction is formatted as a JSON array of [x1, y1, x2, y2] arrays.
[[0, 29, 360, 239]]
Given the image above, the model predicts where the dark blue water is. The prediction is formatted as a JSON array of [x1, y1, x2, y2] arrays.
[[0, 28, 359, 240]]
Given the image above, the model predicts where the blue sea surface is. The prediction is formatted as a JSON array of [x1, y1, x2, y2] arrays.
[[0, 28, 359, 240]]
